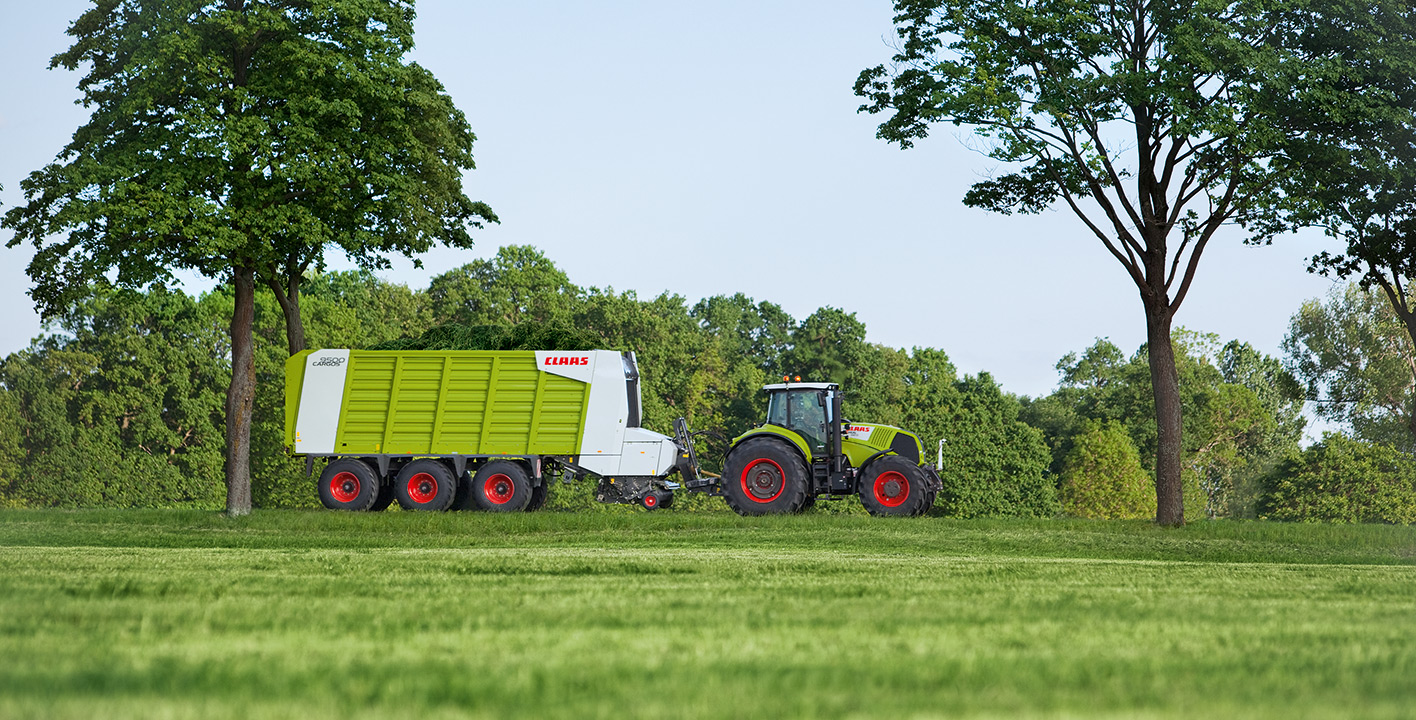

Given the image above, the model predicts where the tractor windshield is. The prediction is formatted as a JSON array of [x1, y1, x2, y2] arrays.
[[767, 389, 828, 451]]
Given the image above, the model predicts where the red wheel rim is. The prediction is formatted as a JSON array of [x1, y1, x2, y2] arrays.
[[740, 458, 785, 503], [644, 494, 657, 508], [873, 471, 910, 507], [483, 474, 515, 505], [330, 472, 360, 504], [407, 472, 438, 504]]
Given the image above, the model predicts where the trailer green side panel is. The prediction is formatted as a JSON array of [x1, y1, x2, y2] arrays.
[[284, 350, 313, 450], [330, 350, 591, 455]]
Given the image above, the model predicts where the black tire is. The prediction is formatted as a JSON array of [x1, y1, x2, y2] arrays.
[[371, 480, 396, 512], [525, 482, 549, 512], [450, 471, 477, 511], [394, 459, 457, 512], [318, 458, 380, 511], [798, 494, 818, 512], [639, 490, 672, 511], [721, 438, 809, 516], [858, 456, 930, 517], [472, 461, 532, 512]]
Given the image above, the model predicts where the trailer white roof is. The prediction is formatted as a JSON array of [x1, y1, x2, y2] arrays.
[[761, 382, 837, 391]]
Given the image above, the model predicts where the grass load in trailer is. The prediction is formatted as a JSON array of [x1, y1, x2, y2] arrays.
[[286, 348, 942, 515]]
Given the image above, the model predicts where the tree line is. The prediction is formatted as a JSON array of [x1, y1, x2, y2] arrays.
[[2, 245, 1411, 521], [3, 0, 1415, 523]]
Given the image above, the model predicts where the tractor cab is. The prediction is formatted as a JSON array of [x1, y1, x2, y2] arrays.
[[763, 382, 840, 454]]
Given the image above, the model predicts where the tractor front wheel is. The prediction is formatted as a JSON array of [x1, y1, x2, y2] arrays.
[[721, 438, 809, 516], [858, 456, 929, 517]]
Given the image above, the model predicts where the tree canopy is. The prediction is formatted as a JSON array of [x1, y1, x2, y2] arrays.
[[854, 0, 1355, 525], [1284, 282, 1416, 451], [2, 0, 495, 514]]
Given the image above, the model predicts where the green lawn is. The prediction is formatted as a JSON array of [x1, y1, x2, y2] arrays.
[[0, 510, 1412, 719]]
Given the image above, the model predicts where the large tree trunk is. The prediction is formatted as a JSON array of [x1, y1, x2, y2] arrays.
[[269, 274, 305, 355], [1145, 299, 1185, 526], [224, 265, 257, 515]]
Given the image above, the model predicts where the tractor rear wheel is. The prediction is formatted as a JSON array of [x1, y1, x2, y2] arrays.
[[318, 458, 380, 511], [394, 459, 457, 511], [473, 461, 532, 512], [858, 456, 929, 517], [721, 438, 809, 516]]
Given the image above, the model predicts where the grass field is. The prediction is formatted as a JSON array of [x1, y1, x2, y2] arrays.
[[0, 509, 1412, 719]]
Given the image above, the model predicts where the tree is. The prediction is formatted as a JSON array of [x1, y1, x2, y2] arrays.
[[0, 288, 227, 508], [855, 0, 1326, 524], [428, 246, 578, 327], [1284, 282, 1416, 450], [3, 0, 494, 514], [780, 307, 869, 386], [1023, 332, 1303, 517], [690, 294, 794, 438], [1060, 420, 1154, 519], [1244, 2, 1416, 430]]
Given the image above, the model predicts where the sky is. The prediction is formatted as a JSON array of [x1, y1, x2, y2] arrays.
[[0, 0, 1345, 403]]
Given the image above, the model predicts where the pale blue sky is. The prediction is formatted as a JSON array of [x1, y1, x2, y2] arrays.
[[0, 1, 1342, 400]]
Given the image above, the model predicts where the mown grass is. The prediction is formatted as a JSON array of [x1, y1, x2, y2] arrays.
[[0, 509, 1412, 719]]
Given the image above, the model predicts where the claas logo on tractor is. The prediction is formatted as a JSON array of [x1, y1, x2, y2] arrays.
[[543, 356, 589, 366]]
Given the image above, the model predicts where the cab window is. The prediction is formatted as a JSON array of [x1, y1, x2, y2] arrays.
[[768, 389, 828, 449]]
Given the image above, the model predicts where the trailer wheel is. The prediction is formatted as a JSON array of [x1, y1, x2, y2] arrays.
[[473, 461, 531, 512], [858, 456, 929, 517], [721, 438, 809, 516], [394, 459, 457, 511], [318, 458, 380, 511], [371, 480, 395, 512], [451, 472, 477, 511], [525, 482, 549, 512]]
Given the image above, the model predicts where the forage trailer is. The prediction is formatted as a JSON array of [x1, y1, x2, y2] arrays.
[[285, 348, 941, 516]]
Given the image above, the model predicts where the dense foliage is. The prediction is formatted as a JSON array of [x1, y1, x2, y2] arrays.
[[0, 246, 1057, 515], [1284, 283, 1416, 452], [1059, 421, 1155, 520], [0, 289, 227, 508], [1023, 333, 1305, 519], [1260, 434, 1416, 524], [3, 247, 1413, 524]]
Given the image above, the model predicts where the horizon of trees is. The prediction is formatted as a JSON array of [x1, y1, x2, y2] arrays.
[[2, 244, 1411, 522]]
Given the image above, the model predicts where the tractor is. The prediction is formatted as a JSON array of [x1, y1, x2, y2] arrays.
[[689, 380, 941, 517]]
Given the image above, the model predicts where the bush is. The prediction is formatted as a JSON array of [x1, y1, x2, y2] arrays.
[[1259, 435, 1416, 524], [932, 374, 1059, 518], [1059, 420, 1155, 519]]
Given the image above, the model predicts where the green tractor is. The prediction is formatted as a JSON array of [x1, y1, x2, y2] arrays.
[[687, 380, 941, 517]]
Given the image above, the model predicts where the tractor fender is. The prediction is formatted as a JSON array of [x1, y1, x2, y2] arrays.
[[855, 449, 897, 476], [727, 426, 812, 467]]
